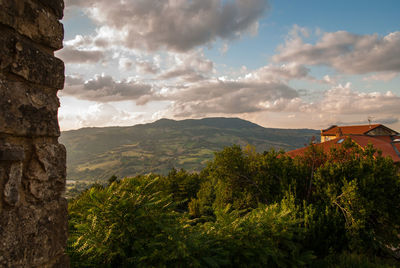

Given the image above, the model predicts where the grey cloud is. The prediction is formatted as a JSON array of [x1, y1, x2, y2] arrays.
[[119, 58, 160, 74], [372, 117, 399, 125], [158, 50, 214, 82], [56, 46, 106, 63], [63, 75, 153, 104], [250, 63, 310, 82], [332, 117, 399, 126], [159, 68, 206, 82], [65, 0, 269, 52], [273, 30, 400, 74], [65, 75, 84, 86], [165, 80, 299, 116]]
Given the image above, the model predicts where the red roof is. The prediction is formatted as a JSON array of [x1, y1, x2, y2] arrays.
[[286, 135, 400, 163], [322, 124, 382, 136]]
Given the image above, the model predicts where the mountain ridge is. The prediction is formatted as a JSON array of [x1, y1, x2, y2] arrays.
[[60, 117, 319, 182]]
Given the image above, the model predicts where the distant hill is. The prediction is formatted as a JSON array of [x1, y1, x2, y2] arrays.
[[60, 117, 318, 182]]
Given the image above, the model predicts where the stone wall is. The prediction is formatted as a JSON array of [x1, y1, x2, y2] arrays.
[[0, 0, 68, 267]]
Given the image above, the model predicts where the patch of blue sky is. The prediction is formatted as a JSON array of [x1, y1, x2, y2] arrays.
[[62, 8, 98, 40], [269, 0, 400, 35]]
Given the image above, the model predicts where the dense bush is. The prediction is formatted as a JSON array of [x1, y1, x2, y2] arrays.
[[68, 177, 184, 267]]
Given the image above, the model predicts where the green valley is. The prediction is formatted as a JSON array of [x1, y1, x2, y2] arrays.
[[60, 117, 318, 183]]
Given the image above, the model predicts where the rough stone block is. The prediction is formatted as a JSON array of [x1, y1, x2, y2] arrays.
[[0, 166, 4, 212], [0, 198, 68, 267], [35, 143, 67, 177], [0, 28, 65, 89], [0, 79, 60, 136], [0, 145, 25, 161], [4, 162, 23, 206], [11, 39, 65, 89], [27, 143, 66, 201], [37, 0, 64, 20], [0, 0, 64, 49]]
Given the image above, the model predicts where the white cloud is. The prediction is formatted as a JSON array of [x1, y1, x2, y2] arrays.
[[322, 75, 336, 84], [59, 102, 145, 130], [135, 59, 160, 74], [220, 43, 229, 54], [118, 57, 134, 71]]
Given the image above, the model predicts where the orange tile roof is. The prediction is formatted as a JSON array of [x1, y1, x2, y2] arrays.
[[322, 124, 382, 136], [351, 135, 400, 162], [286, 135, 400, 163]]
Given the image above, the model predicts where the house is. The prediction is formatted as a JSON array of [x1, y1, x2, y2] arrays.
[[287, 124, 400, 163], [320, 124, 399, 142]]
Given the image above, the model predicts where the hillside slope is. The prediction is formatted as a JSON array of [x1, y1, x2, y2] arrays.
[[60, 117, 318, 182]]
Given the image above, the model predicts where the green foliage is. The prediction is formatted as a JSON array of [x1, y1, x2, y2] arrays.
[[68, 176, 184, 267], [312, 252, 398, 268], [68, 142, 400, 266], [311, 140, 400, 255], [188, 179, 216, 219], [107, 174, 119, 186], [199, 199, 315, 267], [157, 168, 203, 211], [189, 144, 309, 214]]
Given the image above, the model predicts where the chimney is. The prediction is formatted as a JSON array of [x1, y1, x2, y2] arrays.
[[336, 127, 343, 138]]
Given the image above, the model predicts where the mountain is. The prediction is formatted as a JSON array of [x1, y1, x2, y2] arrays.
[[60, 117, 319, 182]]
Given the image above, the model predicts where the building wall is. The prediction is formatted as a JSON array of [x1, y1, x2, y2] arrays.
[[0, 0, 68, 267], [367, 127, 397, 136], [321, 135, 334, 142]]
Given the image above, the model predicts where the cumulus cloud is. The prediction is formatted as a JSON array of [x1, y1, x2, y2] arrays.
[[321, 75, 336, 85], [246, 63, 310, 83], [63, 74, 153, 104], [363, 72, 398, 82], [118, 57, 161, 74], [306, 84, 400, 115], [159, 69, 207, 82], [163, 80, 299, 117], [245, 83, 400, 130], [159, 50, 214, 82], [65, 74, 84, 85], [273, 27, 400, 74], [56, 46, 106, 63], [135, 59, 160, 74], [220, 43, 229, 54], [118, 57, 135, 71], [65, 0, 269, 52], [262, 83, 400, 124], [62, 69, 301, 125]]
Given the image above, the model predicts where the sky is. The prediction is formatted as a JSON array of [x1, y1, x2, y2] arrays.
[[57, 0, 400, 131]]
